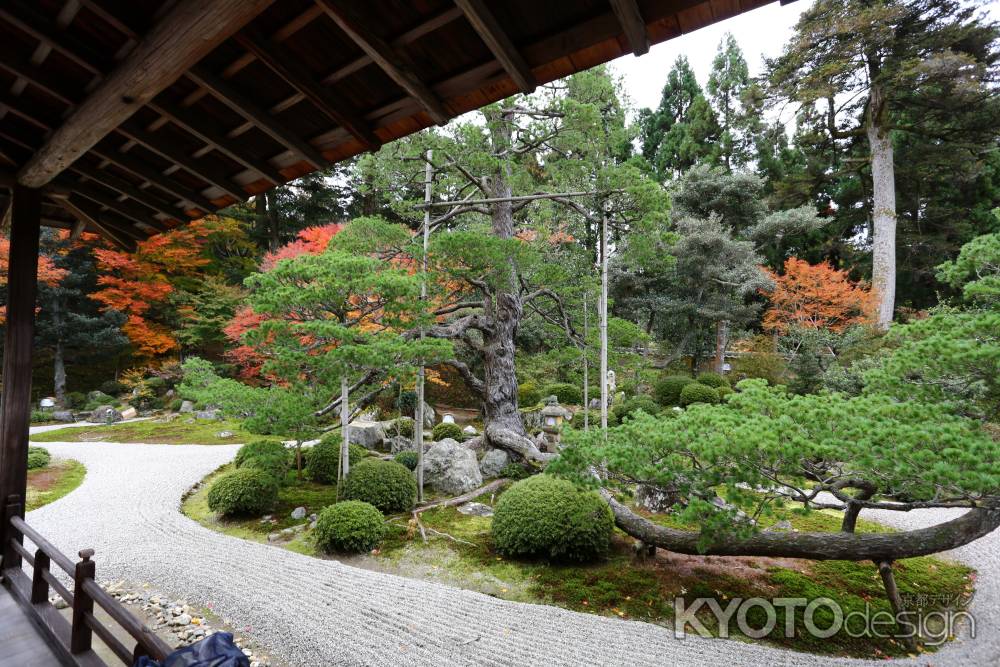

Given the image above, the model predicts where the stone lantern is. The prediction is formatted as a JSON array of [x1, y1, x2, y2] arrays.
[[539, 396, 570, 453]]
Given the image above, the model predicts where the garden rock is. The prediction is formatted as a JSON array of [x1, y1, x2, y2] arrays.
[[196, 409, 220, 420], [462, 425, 478, 436], [423, 402, 436, 428], [389, 435, 427, 455], [217, 431, 234, 439], [635, 484, 678, 513], [179, 400, 194, 413], [88, 405, 122, 424], [52, 410, 75, 423], [457, 502, 493, 517], [291, 507, 306, 520], [479, 449, 509, 478], [347, 421, 385, 450], [423, 439, 482, 495], [120, 406, 138, 420]]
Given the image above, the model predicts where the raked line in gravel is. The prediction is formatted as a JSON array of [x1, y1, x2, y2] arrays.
[[25, 427, 1000, 666]]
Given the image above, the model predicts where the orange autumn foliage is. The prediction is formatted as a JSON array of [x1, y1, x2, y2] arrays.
[[93, 220, 216, 358], [763, 258, 875, 334], [0, 233, 69, 323]]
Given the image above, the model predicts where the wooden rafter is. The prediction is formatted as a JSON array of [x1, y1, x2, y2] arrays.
[[69, 162, 184, 222], [314, 0, 450, 125], [186, 66, 327, 170], [116, 124, 246, 201], [454, 0, 535, 93], [147, 102, 284, 184], [234, 29, 381, 151], [17, 0, 276, 189], [89, 146, 215, 214], [66, 180, 168, 232], [53, 194, 137, 250], [608, 0, 649, 56]]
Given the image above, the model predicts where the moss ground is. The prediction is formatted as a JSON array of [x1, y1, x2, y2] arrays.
[[183, 472, 974, 659], [26, 458, 86, 511], [30, 418, 260, 445]]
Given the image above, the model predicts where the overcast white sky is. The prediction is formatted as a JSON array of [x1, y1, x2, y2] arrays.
[[609, 1, 813, 114]]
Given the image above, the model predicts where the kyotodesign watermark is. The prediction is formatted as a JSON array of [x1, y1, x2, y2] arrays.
[[673, 594, 974, 646]]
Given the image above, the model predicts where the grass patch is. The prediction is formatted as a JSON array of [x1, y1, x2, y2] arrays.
[[30, 418, 260, 445], [26, 459, 86, 511], [184, 471, 974, 659]]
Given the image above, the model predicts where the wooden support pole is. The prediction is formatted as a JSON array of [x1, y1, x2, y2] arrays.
[[599, 210, 608, 436], [415, 149, 432, 502], [71, 548, 96, 653], [0, 185, 41, 569]]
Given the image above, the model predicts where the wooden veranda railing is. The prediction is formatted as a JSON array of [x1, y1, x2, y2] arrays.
[[2, 494, 172, 666]]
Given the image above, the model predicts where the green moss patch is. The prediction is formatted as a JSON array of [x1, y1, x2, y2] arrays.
[[26, 459, 86, 511], [30, 419, 261, 445]]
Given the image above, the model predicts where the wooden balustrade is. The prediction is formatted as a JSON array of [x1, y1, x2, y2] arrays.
[[1, 493, 173, 666]]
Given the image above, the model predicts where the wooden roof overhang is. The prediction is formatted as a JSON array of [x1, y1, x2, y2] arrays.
[[0, 0, 789, 251]]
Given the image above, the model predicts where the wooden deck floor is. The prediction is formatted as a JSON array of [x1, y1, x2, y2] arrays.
[[0, 583, 65, 667]]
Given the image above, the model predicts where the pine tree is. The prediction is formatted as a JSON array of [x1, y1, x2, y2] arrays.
[[707, 33, 752, 171]]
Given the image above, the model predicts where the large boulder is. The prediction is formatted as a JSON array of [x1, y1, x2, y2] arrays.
[[347, 421, 386, 450], [119, 406, 138, 420], [179, 400, 194, 413], [635, 484, 679, 513], [422, 402, 436, 429], [479, 449, 509, 478], [88, 405, 122, 424], [423, 439, 482, 495], [52, 410, 75, 423], [389, 435, 430, 455], [195, 409, 220, 420]]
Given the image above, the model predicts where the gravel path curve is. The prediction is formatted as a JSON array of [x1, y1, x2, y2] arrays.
[[25, 434, 1000, 666]]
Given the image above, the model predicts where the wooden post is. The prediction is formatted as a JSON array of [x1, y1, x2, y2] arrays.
[[599, 210, 608, 437], [2, 495, 22, 570], [340, 377, 350, 480], [0, 185, 40, 569], [582, 291, 589, 432], [71, 548, 96, 653], [415, 149, 432, 502], [31, 548, 50, 604]]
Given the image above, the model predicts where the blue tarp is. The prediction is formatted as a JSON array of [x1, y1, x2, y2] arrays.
[[134, 632, 249, 667]]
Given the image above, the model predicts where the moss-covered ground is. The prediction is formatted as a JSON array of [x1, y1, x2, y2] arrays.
[[26, 458, 86, 511], [183, 469, 974, 659], [30, 418, 259, 445]]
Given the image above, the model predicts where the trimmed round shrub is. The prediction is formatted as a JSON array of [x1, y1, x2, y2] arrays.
[[432, 422, 463, 442], [64, 391, 87, 409], [315, 501, 385, 553], [242, 452, 288, 483], [569, 409, 619, 429], [168, 398, 183, 412], [696, 372, 730, 389], [27, 446, 50, 470], [234, 439, 285, 469], [542, 383, 583, 405], [99, 380, 127, 396], [498, 462, 532, 480], [393, 451, 419, 470], [207, 468, 278, 517], [492, 475, 613, 562], [145, 376, 167, 391], [342, 459, 417, 513], [613, 395, 660, 423], [653, 375, 695, 406], [518, 382, 542, 407], [716, 385, 735, 401], [305, 438, 368, 484], [386, 417, 414, 439], [679, 382, 720, 407]]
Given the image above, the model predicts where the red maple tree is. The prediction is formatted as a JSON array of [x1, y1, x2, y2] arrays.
[[763, 257, 875, 334]]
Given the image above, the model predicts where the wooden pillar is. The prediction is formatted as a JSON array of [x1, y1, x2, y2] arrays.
[[0, 185, 41, 568]]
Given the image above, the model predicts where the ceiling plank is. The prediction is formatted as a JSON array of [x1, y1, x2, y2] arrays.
[[67, 180, 169, 231], [453, 0, 535, 93], [234, 29, 381, 151], [314, 0, 450, 125], [70, 162, 184, 221], [608, 0, 649, 56], [147, 101, 285, 184], [89, 146, 215, 214], [16, 0, 276, 189], [186, 65, 327, 170]]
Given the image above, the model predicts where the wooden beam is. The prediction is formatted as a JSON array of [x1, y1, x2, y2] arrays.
[[608, 0, 649, 56], [69, 218, 86, 240], [69, 163, 184, 222], [314, 0, 450, 125], [147, 101, 285, 184], [67, 180, 167, 232], [186, 65, 327, 170], [234, 29, 381, 151], [116, 124, 246, 201], [0, 185, 41, 567], [89, 146, 215, 214], [16, 0, 276, 188], [55, 196, 136, 250], [454, 0, 535, 93]]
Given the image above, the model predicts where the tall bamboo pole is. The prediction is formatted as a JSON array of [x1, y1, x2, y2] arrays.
[[600, 211, 608, 437], [340, 377, 350, 480], [582, 291, 589, 432], [415, 149, 432, 501]]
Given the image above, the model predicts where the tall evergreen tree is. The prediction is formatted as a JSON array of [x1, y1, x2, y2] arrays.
[[768, 0, 1000, 329], [707, 33, 753, 171]]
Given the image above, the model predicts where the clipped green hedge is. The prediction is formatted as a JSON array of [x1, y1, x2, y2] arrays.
[[207, 468, 278, 517], [234, 439, 285, 469], [306, 438, 368, 484], [342, 459, 417, 513], [27, 446, 51, 470], [679, 382, 720, 406], [696, 372, 730, 389], [518, 382, 542, 407], [716, 385, 735, 401], [492, 475, 613, 562], [653, 375, 695, 406], [432, 422, 464, 442], [543, 383, 583, 405], [569, 409, 619, 429], [315, 501, 385, 553], [613, 395, 660, 423], [393, 451, 419, 470]]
